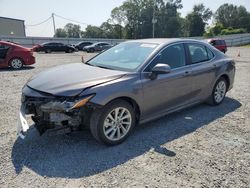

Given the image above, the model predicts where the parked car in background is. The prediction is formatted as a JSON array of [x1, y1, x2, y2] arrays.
[[18, 39, 235, 145], [33, 42, 76, 53], [83, 42, 113, 53], [207, 39, 227, 53], [0, 41, 35, 69], [74, 41, 93, 51]]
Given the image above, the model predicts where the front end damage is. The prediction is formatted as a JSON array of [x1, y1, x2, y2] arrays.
[[17, 87, 96, 138]]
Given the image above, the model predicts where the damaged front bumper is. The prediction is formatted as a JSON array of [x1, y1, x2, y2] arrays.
[[17, 105, 33, 139], [17, 91, 95, 139]]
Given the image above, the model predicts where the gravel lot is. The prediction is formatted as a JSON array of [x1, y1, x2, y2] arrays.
[[0, 48, 249, 188]]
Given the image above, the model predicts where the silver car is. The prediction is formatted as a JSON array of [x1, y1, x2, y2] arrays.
[[18, 39, 235, 145]]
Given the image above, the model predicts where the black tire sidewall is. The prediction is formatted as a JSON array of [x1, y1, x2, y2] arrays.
[[45, 49, 51, 53], [90, 100, 136, 145]]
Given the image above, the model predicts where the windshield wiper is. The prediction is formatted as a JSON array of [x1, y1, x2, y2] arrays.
[[85, 62, 113, 70], [95, 65, 113, 70]]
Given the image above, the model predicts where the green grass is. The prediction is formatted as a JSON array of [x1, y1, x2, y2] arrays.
[[243, 44, 250, 47]]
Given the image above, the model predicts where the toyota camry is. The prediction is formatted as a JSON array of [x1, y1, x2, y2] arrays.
[[18, 39, 235, 145]]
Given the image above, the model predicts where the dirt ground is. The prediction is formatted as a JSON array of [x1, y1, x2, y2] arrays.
[[0, 48, 249, 188]]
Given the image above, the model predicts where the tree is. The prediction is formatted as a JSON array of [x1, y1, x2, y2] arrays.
[[82, 25, 103, 38], [54, 28, 67, 38], [110, 0, 184, 39], [215, 4, 250, 32], [185, 4, 212, 37], [203, 23, 224, 37], [64, 23, 81, 38], [155, 1, 183, 38]]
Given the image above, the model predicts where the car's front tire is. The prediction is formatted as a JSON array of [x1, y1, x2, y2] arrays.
[[90, 100, 136, 145], [208, 77, 227, 105]]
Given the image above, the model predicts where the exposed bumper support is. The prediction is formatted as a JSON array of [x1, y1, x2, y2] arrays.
[[17, 105, 32, 139]]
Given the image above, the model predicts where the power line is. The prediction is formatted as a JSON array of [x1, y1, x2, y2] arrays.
[[25, 16, 52, 27], [54, 13, 88, 26]]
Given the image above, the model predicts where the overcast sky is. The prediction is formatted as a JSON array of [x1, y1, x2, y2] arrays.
[[0, 0, 249, 37]]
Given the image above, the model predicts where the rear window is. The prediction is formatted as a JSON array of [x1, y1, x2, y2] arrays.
[[215, 40, 225, 45], [187, 43, 214, 64]]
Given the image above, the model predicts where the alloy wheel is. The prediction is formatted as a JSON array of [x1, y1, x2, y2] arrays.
[[214, 80, 226, 103], [103, 107, 132, 141], [10, 59, 23, 69]]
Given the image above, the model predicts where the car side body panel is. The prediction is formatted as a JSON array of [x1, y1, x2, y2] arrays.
[[82, 40, 235, 124]]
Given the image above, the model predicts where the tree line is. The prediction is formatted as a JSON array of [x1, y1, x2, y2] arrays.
[[54, 1, 250, 39]]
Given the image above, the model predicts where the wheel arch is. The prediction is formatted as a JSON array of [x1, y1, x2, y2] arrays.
[[104, 96, 141, 123], [8, 57, 24, 66]]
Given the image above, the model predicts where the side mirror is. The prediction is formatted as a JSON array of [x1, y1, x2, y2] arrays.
[[149, 64, 171, 80]]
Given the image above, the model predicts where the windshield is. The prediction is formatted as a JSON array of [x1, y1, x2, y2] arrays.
[[87, 42, 158, 71]]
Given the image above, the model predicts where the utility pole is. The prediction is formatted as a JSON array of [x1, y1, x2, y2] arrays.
[[152, 1, 157, 38], [52, 13, 56, 36]]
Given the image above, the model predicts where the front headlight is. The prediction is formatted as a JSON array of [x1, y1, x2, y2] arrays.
[[40, 95, 94, 112]]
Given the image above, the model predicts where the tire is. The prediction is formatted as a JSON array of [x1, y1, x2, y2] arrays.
[[88, 48, 94, 53], [90, 100, 136, 145], [45, 49, 51, 53], [9, 58, 23, 69], [208, 77, 227, 105], [66, 49, 73, 53]]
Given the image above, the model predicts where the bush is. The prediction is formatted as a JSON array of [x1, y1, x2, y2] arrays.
[[220, 28, 247, 35]]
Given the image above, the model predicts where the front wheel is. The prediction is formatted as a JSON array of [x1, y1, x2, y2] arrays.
[[9, 58, 23, 69], [208, 77, 227, 105], [90, 100, 136, 145]]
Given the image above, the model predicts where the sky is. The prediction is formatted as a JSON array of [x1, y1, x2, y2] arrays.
[[0, 0, 250, 37]]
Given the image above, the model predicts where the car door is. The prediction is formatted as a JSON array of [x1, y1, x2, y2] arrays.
[[0, 44, 10, 65], [59, 43, 67, 51], [54, 43, 62, 51], [140, 43, 194, 118], [185, 43, 216, 101], [46, 43, 54, 51]]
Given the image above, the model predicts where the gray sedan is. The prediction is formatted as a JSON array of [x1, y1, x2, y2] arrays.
[[18, 39, 235, 145]]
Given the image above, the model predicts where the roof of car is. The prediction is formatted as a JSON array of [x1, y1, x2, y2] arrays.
[[127, 38, 205, 46], [207, 38, 225, 41], [0, 41, 24, 48]]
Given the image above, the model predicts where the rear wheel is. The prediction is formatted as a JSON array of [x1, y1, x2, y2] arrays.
[[88, 48, 94, 53], [45, 49, 51, 53], [66, 49, 73, 53], [90, 100, 135, 145], [208, 77, 227, 105], [9, 58, 23, 69]]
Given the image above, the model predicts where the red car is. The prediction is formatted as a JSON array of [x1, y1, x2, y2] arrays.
[[207, 39, 227, 53], [0, 41, 35, 69]]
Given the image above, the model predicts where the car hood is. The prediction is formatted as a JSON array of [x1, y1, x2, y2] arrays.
[[27, 63, 127, 97]]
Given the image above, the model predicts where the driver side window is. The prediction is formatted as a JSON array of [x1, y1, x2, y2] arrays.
[[159, 44, 186, 69], [145, 43, 186, 71], [0, 44, 10, 59]]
